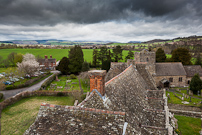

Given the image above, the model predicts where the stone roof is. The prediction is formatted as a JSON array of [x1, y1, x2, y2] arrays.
[[156, 62, 187, 76], [136, 64, 157, 90], [105, 65, 168, 134], [24, 103, 130, 135], [184, 65, 202, 77], [105, 62, 127, 82]]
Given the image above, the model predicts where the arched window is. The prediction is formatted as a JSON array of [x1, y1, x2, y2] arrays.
[[146, 58, 149, 62]]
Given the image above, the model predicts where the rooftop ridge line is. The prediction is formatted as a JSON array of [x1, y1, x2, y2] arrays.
[[41, 103, 125, 115], [141, 125, 167, 130], [77, 91, 94, 107], [105, 64, 133, 86]]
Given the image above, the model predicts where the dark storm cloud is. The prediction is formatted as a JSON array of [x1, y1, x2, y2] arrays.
[[0, 0, 200, 25]]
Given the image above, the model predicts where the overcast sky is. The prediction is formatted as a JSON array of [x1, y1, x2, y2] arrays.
[[0, 0, 202, 42]]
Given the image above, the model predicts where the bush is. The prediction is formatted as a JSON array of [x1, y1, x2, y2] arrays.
[[0, 93, 4, 100], [57, 92, 65, 96], [81, 94, 86, 100], [69, 74, 77, 79], [41, 74, 57, 90]]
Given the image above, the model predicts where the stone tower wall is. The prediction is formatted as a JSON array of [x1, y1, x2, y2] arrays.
[[134, 51, 156, 75]]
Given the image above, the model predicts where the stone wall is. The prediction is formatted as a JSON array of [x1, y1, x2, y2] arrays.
[[154, 75, 187, 87], [169, 109, 202, 118], [24, 103, 129, 135], [168, 103, 201, 112], [0, 91, 71, 110]]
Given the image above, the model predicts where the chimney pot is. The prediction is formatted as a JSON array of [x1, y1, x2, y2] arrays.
[[45, 55, 48, 59], [50, 55, 52, 59]]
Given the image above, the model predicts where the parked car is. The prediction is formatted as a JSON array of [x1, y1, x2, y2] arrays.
[[3, 81, 12, 85], [20, 77, 24, 80]]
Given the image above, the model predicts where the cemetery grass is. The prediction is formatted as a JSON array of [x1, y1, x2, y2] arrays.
[[167, 91, 202, 106], [0, 49, 131, 63], [1, 96, 74, 135], [175, 115, 201, 135], [46, 75, 90, 93]]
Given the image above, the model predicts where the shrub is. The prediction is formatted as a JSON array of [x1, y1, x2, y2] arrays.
[[81, 94, 86, 100], [57, 92, 65, 96], [41, 74, 57, 90], [69, 74, 77, 79], [0, 93, 4, 100]]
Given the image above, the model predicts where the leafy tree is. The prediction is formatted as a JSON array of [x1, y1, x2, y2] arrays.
[[195, 54, 202, 66], [112, 45, 123, 62], [2, 59, 10, 68], [92, 49, 99, 67], [68, 45, 84, 74], [17, 53, 40, 76], [190, 74, 202, 95], [97, 46, 108, 64], [156, 48, 166, 62], [101, 60, 111, 71], [171, 48, 192, 65], [14, 53, 23, 65], [125, 50, 134, 62], [81, 61, 90, 72], [57, 57, 70, 75], [7, 52, 17, 66]]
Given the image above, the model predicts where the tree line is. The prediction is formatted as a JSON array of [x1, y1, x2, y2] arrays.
[[156, 47, 202, 66], [57, 45, 134, 75]]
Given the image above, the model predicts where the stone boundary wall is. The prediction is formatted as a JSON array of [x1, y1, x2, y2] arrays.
[[169, 109, 202, 118], [0, 91, 71, 110], [168, 103, 201, 112]]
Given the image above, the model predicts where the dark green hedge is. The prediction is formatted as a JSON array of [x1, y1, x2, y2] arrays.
[[40, 74, 56, 90]]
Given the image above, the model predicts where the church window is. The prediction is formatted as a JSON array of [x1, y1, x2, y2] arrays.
[[169, 78, 173, 82], [179, 77, 182, 82]]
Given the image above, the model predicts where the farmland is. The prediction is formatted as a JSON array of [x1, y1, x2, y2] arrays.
[[0, 49, 131, 62]]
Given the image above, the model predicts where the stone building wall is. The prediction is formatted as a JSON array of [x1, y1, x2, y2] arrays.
[[154, 75, 187, 87]]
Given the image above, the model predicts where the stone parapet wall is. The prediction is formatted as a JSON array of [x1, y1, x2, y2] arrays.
[[170, 109, 202, 118], [141, 125, 168, 135], [168, 103, 201, 112], [147, 98, 164, 110]]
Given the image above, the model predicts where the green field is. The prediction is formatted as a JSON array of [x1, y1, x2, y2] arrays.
[[0, 49, 131, 62], [175, 115, 201, 135], [1, 96, 74, 135]]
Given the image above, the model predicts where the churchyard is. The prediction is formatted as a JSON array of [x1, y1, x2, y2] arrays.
[[166, 88, 202, 107], [45, 75, 90, 93]]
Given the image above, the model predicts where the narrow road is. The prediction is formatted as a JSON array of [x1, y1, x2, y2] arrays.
[[0, 73, 55, 99]]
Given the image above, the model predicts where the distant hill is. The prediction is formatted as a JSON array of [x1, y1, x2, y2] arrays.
[[128, 41, 141, 43]]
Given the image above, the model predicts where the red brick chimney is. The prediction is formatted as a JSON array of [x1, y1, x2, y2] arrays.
[[50, 55, 52, 59], [88, 70, 106, 96], [45, 55, 48, 59]]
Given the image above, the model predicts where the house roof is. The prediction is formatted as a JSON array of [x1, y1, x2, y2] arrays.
[[156, 62, 187, 76], [38, 58, 56, 63], [184, 65, 202, 77]]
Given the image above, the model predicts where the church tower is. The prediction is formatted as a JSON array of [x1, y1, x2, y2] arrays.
[[134, 49, 156, 75]]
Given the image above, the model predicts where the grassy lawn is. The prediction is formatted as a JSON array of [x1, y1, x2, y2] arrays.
[[1, 96, 74, 135], [46, 75, 90, 93], [0, 68, 7, 73], [167, 91, 202, 106], [0, 49, 131, 63], [175, 115, 201, 135]]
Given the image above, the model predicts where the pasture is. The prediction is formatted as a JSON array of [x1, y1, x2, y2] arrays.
[[1, 96, 74, 135], [0, 49, 131, 62]]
